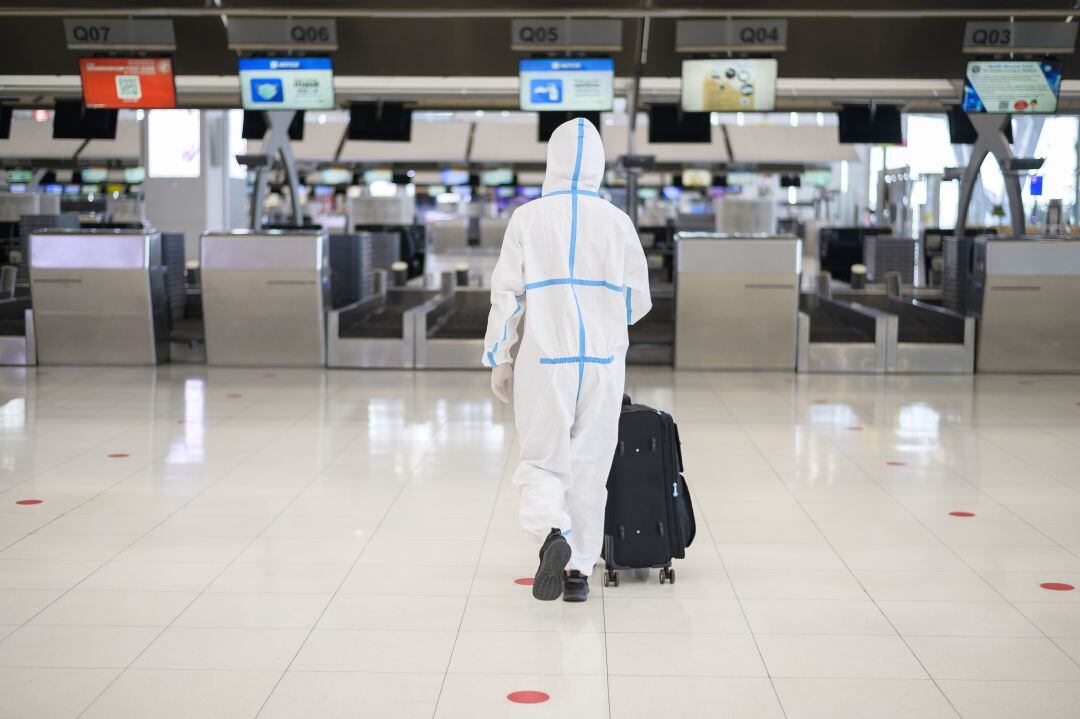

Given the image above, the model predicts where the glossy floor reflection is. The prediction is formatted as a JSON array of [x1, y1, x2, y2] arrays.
[[0, 366, 1079, 718]]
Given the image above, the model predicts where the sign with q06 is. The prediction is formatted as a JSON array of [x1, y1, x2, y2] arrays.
[[227, 18, 337, 51], [63, 18, 176, 50], [511, 19, 622, 51]]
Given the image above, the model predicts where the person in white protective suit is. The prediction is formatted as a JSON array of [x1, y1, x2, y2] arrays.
[[482, 117, 652, 602]]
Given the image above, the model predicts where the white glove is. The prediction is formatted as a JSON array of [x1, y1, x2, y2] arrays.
[[490, 363, 514, 404]]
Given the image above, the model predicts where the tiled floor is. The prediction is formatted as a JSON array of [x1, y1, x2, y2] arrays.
[[0, 366, 1079, 718]]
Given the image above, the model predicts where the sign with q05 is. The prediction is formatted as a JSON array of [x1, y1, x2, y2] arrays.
[[227, 18, 337, 51], [63, 18, 176, 51], [511, 19, 622, 51]]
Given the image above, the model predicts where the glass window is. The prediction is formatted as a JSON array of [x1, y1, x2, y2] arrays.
[[148, 110, 201, 178]]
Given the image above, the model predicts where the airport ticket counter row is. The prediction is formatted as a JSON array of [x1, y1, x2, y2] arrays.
[[14, 229, 1080, 374]]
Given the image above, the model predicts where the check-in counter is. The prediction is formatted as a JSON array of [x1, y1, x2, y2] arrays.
[[674, 233, 801, 370], [797, 294, 894, 373], [970, 236, 1080, 372], [833, 291, 975, 374], [30, 229, 168, 365], [201, 230, 328, 366], [0, 292, 35, 366], [413, 286, 491, 369], [328, 285, 442, 368]]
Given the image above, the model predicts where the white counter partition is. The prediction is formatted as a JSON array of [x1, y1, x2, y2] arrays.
[[30, 229, 168, 365], [675, 232, 802, 370], [200, 230, 329, 366]]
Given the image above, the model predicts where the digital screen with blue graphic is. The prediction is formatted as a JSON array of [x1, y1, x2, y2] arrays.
[[962, 60, 1061, 114], [519, 58, 614, 112], [238, 57, 335, 111]]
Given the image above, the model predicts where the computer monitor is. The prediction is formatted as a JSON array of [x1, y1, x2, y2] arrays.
[[537, 111, 601, 142], [348, 102, 412, 141], [79, 57, 176, 109], [519, 58, 614, 112], [52, 100, 118, 140], [681, 58, 778, 112], [962, 60, 1062, 114], [837, 104, 903, 144], [241, 110, 304, 140], [238, 57, 335, 111], [648, 104, 711, 143]]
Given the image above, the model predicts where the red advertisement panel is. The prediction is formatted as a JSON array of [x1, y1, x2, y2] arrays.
[[79, 57, 177, 109]]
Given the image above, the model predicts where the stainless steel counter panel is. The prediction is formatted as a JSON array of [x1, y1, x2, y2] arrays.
[[971, 237, 1080, 372], [797, 297, 894, 374], [30, 230, 166, 365], [675, 233, 801, 370], [201, 231, 329, 367]]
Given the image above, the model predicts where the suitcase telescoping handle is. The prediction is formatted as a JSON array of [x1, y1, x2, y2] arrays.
[[622, 394, 632, 406]]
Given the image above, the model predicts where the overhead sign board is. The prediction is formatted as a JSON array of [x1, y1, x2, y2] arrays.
[[227, 18, 338, 52], [510, 19, 622, 51], [676, 19, 788, 53], [963, 21, 1077, 54], [63, 18, 176, 51]]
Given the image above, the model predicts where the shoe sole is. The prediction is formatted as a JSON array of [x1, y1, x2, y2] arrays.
[[532, 539, 571, 601], [563, 592, 588, 603]]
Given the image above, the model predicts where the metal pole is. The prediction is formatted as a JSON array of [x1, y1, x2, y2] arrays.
[[625, 10, 649, 229]]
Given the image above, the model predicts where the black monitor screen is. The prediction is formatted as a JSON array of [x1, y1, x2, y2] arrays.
[[537, 111, 601, 142], [0, 105, 10, 140], [947, 106, 1013, 144], [837, 104, 902, 144], [241, 111, 304, 141], [648, 104, 711, 143], [52, 100, 117, 140], [348, 102, 412, 141]]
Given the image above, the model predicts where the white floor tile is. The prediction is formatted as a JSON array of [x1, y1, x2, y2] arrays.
[[79, 561, 224, 592], [605, 632, 765, 676], [773, 678, 959, 719], [907, 636, 1080, 680], [1015, 603, 1080, 637], [742, 599, 896, 635], [756, 635, 928, 679], [176, 592, 330, 629], [261, 672, 443, 719], [853, 571, 1001, 601], [448, 630, 607, 675], [0, 626, 159, 668], [0, 590, 63, 625], [608, 676, 784, 719], [292, 629, 456, 672], [604, 597, 749, 634], [0, 667, 120, 719], [877, 600, 1041, 637], [135, 626, 308, 670], [460, 595, 604, 633], [938, 680, 1080, 719], [30, 590, 195, 627], [727, 570, 867, 600], [80, 668, 280, 719], [318, 593, 468, 631]]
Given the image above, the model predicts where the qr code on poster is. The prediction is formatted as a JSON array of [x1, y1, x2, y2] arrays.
[[115, 75, 142, 101]]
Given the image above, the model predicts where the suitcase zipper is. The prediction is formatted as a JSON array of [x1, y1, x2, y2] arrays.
[[657, 412, 682, 558]]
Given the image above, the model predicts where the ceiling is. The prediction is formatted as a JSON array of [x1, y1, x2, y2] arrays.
[[0, 2, 1077, 83]]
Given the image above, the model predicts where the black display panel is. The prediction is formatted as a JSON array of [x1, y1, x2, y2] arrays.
[[537, 111, 601, 142], [837, 104, 903, 144], [241, 110, 305, 141], [52, 100, 117, 140], [348, 102, 412, 141], [648, 104, 711, 143]]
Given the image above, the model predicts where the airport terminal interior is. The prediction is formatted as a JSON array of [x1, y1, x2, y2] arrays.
[[1, 1, 1080, 717]]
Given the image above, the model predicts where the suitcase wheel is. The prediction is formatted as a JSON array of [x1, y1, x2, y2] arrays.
[[659, 567, 675, 585], [603, 569, 619, 587]]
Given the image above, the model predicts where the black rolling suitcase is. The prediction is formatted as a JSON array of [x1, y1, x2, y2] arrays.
[[601, 395, 695, 587]]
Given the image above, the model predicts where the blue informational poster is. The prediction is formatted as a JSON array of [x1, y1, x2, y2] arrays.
[[962, 60, 1062, 114], [1030, 175, 1043, 196], [518, 58, 614, 112], [238, 57, 335, 111]]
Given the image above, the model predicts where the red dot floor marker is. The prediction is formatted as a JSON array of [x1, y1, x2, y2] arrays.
[[107, 453, 129, 458], [949, 511, 975, 517], [886, 461, 907, 466], [226, 393, 242, 398], [514, 577, 534, 586], [1041, 582, 1075, 591], [507, 691, 549, 704], [15, 499, 42, 505]]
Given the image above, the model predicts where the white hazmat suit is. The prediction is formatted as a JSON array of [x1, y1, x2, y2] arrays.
[[482, 118, 652, 575]]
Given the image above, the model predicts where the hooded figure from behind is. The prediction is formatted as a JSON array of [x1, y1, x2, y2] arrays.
[[482, 117, 652, 602]]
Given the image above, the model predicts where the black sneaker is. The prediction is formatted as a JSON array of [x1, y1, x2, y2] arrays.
[[563, 570, 589, 602], [533, 529, 571, 601]]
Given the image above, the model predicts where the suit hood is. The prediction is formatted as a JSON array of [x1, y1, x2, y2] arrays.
[[541, 117, 605, 196]]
